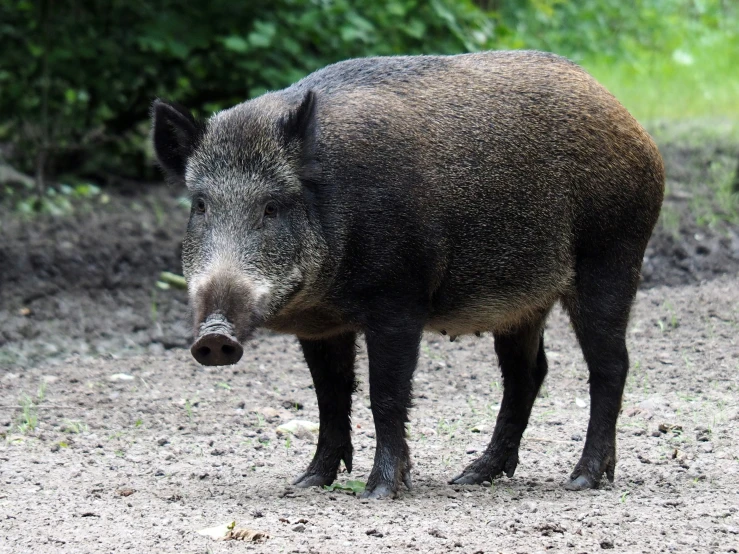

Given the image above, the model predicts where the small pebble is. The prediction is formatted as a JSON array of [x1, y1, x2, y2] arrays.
[[695, 427, 711, 442]]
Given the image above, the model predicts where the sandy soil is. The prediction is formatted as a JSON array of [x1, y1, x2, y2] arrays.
[[1, 277, 738, 553]]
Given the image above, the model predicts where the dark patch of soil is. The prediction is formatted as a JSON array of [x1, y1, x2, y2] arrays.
[[0, 186, 190, 367], [643, 217, 739, 287], [642, 128, 739, 286]]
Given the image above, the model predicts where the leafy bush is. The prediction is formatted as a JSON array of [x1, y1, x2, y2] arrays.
[[503, 0, 739, 120], [0, 0, 736, 196], [0, 0, 497, 187]]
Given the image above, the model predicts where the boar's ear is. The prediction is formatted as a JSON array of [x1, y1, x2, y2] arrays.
[[151, 99, 203, 180], [280, 89, 316, 143]]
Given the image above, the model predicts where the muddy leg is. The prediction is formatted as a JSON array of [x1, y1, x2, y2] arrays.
[[451, 317, 548, 485], [362, 322, 423, 499], [562, 255, 639, 490], [292, 333, 357, 488]]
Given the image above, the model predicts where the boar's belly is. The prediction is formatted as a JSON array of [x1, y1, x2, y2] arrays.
[[426, 274, 570, 336]]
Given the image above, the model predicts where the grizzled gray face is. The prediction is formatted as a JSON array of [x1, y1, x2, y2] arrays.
[[151, 92, 324, 351]]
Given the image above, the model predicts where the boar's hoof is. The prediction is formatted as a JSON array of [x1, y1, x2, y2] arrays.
[[449, 471, 486, 485], [562, 446, 616, 491], [361, 466, 411, 499], [292, 471, 336, 488], [191, 333, 243, 366], [360, 483, 395, 500], [449, 451, 518, 485], [563, 474, 597, 491]]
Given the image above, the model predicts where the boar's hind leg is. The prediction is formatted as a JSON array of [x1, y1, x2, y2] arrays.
[[293, 333, 357, 488], [450, 316, 548, 485], [562, 253, 640, 491], [361, 322, 424, 499]]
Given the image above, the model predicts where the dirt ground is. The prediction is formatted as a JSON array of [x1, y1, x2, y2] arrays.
[[1, 278, 738, 553], [1, 126, 738, 553]]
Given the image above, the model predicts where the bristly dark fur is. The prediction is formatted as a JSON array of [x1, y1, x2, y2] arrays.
[[151, 50, 665, 499]]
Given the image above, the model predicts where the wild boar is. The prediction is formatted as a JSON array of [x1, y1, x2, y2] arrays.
[[151, 50, 664, 498]]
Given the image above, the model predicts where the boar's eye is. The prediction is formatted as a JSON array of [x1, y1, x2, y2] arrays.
[[194, 198, 206, 214], [264, 202, 277, 218]]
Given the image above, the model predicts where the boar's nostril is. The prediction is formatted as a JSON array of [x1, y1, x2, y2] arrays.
[[191, 333, 243, 366], [221, 344, 236, 356]]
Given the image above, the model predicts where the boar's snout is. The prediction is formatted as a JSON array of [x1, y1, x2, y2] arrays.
[[191, 333, 243, 366], [189, 270, 267, 362], [191, 313, 244, 366]]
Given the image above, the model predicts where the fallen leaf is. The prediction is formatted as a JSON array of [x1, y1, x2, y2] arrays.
[[323, 480, 366, 495], [223, 528, 269, 542], [276, 420, 319, 436], [659, 423, 683, 434], [197, 521, 235, 540], [116, 487, 136, 497]]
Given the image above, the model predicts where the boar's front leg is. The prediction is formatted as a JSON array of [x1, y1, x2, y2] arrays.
[[451, 317, 548, 485], [293, 333, 357, 488], [361, 321, 422, 499]]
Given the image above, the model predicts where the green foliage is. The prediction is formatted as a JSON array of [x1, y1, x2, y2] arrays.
[[323, 479, 366, 495], [500, 0, 735, 63], [0, 0, 737, 194], [499, 0, 739, 120], [0, 0, 497, 187], [9, 180, 103, 215]]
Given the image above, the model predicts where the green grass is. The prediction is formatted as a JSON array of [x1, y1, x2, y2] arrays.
[[584, 30, 739, 122], [16, 394, 38, 434], [13, 383, 48, 434], [184, 398, 194, 423], [61, 420, 88, 434]]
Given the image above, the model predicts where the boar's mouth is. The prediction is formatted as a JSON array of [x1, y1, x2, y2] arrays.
[[191, 313, 244, 366]]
